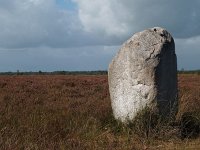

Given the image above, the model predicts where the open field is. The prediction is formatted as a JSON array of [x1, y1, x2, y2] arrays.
[[0, 74, 200, 149]]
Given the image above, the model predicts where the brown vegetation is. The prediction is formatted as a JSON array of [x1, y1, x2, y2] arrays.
[[0, 74, 200, 149]]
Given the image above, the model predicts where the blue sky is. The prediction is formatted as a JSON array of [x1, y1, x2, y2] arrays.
[[56, 0, 76, 10], [0, 0, 199, 72]]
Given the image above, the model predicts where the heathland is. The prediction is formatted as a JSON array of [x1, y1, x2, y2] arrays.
[[0, 73, 200, 149]]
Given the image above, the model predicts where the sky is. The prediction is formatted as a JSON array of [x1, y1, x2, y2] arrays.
[[0, 0, 199, 72]]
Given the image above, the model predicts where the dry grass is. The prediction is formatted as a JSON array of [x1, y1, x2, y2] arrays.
[[0, 74, 199, 149]]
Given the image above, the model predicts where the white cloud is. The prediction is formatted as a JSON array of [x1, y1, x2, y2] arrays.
[[74, 0, 129, 36], [75, 0, 200, 38]]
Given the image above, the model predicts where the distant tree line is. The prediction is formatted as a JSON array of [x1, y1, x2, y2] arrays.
[[0, 70, 108, 75], [0, 70, 199, 75], [178, 70, 200, 75]]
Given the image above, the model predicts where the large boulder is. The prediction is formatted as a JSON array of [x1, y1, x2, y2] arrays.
[[108, 27, 178, 123]]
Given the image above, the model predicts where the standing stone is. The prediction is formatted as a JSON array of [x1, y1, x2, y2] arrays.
[[108, 27, 177, 123]]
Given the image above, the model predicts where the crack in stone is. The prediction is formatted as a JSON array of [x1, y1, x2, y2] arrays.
[[145, 48, 155, 61]]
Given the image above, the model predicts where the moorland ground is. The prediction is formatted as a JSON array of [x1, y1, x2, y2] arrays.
[[0, 74, 200, 149]]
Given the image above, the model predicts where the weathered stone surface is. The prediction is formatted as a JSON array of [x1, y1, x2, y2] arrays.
[[108, 27, 177, 123]]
